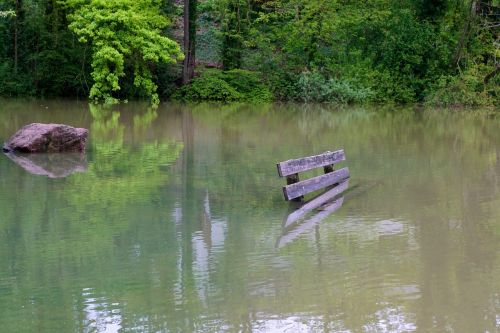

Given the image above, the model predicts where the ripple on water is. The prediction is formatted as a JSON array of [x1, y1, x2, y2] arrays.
[[80, 288, 123, 333], [363, 304, 417, 332]]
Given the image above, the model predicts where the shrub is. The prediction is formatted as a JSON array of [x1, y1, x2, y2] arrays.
[[173, 69, 273, 102], [425, 65, 499, 107], [296, 72, 374, 103]]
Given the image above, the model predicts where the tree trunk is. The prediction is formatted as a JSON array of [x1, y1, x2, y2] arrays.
[[182, 0, 196, 84], [14, 21, 18, 74], [453, 1, 476, 67], [13, 0, 20, 74]]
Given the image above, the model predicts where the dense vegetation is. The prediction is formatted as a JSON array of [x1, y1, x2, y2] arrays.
[[0, 0, 498, 106]]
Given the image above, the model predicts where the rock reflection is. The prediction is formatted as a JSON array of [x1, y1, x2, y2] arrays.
[[4, 152, 87, 178]]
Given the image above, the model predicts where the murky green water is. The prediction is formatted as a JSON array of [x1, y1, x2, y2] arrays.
[[0, 100, 499, 332]]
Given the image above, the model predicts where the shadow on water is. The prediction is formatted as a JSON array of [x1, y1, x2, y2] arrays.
[[277, 181, 349, 248], [278, 196, 345, 248], [277, 179, 383, 248], [4, 152, 87, 178]]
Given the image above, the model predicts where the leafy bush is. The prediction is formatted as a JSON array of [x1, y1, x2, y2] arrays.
[[173, 69, 273, 102], [296, 72, 374, 103], [425, 65, 499, 107], [368, 69, 418, 103], [174, 73, 242, 101], [0, 61, 34, 96], [265, 71, 301, 101]]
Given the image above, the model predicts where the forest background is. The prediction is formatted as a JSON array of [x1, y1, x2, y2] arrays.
[[0, 0, 498, 107]]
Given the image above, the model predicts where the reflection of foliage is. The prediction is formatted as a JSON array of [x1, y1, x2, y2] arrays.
[[0, 102, 184, 331], [133, 107, 158, 136], [89, 104, 125, 144], [87, 103, 183, 177], [0, 102, 499, 332]]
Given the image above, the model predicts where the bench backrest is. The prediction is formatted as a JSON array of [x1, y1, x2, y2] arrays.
[[277, 149, 350, 201]]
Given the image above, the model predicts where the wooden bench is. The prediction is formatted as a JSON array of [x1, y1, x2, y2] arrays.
[[277, 149, 350, 201]]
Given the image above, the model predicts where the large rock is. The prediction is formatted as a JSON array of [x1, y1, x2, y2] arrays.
[[2, 123, 88, 153]]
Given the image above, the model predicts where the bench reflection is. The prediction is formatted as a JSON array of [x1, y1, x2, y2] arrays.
[[277, 180, 348, 248]]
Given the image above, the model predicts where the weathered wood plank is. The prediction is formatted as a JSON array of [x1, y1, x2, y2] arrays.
[[285, 173, 303, 202], [282, 167, 350, 201], [277, 150, 345, 177], [284, 180, 349, 228]]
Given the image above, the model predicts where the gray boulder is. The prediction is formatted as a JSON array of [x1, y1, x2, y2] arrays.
[[3, 123, 88, 153]]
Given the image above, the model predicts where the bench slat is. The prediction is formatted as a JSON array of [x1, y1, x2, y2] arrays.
[[283, 167, 350, 201], [277, 150, 345, 177]]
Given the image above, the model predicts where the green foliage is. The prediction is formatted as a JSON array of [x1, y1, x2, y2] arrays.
[[0, 0, 91, 97], [425, 66, 499, 108], [296, 72, 373, 103], [66, 0, 184, 104], [207, 0, 252, 69], [196, 22, 221, 65], [0, 10, 15, 18], [202, 0, 498, 106], [155, 62, 182, 99], [367, 8, 455, 102], [174, 72, 241, 101], [0, 61, 32, 95], [173, 69, 273, 102], [0, 0, 498, 106], [424, 9, 499, 108]]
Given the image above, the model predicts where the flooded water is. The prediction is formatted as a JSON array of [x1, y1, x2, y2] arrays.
[[0, 100, 499, 332]]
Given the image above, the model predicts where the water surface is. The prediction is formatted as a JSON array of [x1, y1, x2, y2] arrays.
[[0, 100, 499, 332]]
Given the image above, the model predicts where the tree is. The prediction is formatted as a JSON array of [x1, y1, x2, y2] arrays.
[[12, 0, 22, 74], [219, 0, 251, 70], [182, 0, 197, 84], [66, 0, 184, 104]]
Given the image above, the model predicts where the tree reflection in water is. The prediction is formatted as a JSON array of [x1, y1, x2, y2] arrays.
[[0, 102, 499, 332]]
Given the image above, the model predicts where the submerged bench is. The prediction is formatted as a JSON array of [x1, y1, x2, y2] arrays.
[[277, 149, 350, 201]]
